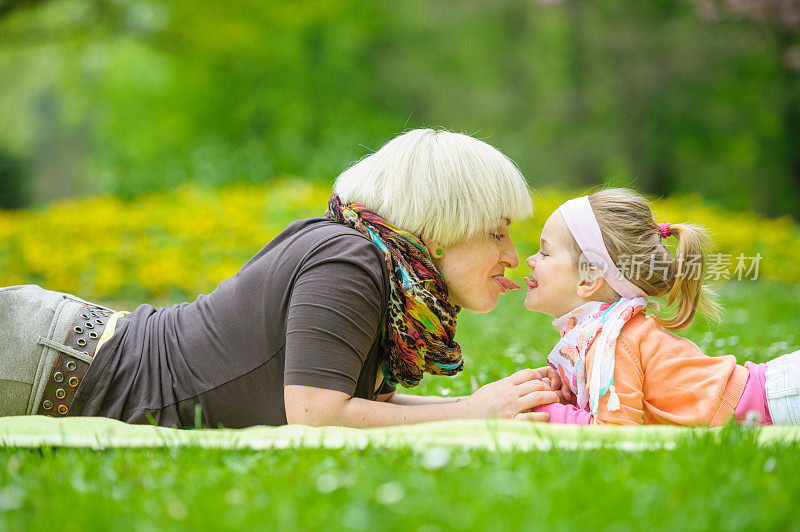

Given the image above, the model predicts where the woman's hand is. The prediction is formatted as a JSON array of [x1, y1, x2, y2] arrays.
[[461, 368, 560, 422]]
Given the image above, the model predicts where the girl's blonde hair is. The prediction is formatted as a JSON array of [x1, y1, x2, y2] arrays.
[[334, 129, 532, 247], [576, 188, 721, 331]]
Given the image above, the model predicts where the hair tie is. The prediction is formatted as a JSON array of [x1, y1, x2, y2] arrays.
[[658, 222, 672, 239]]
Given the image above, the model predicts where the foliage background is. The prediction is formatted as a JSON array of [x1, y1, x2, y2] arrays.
[[1, 0, 799, 218]]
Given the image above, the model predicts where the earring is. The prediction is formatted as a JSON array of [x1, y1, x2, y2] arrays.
[[436, 249, 443, 256]]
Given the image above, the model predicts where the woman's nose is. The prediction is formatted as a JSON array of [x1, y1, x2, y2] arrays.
[[500, 239, 519, 269]]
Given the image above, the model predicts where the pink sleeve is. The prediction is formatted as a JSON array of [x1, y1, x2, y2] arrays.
[[533, 402, 593, 425]]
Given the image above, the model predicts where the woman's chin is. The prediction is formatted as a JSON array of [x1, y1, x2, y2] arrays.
[[481, 291, 505, 313], [474, 295, 501, 313], [450, 292, 499, 313]]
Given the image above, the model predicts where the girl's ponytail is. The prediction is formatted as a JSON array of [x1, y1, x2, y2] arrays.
[[662, 223, 721, 331]]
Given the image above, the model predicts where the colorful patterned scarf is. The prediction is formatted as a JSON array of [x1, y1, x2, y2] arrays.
[[325, 194, 462, 387], [546, 298, 647, 420]]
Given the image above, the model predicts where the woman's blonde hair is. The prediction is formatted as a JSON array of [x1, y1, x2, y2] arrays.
[[573, 188, 721, 331], [333, 129, 532, 247]]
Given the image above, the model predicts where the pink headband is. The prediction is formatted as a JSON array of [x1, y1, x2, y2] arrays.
[[557, 196, 648, 299]]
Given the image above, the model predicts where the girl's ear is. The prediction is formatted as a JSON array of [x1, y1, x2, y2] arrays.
[[576, 275, 607, 299]]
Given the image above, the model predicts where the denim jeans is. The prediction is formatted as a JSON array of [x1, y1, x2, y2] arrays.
[[0, 285, 96, 416], [766, 350, 800, 425]]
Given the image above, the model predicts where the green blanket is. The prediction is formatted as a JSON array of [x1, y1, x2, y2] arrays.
[[2, 416, 799, 450]]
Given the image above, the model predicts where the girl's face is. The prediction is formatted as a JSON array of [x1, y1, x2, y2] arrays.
[[431, 219, 520, 313], [524, 211, 586, 317]]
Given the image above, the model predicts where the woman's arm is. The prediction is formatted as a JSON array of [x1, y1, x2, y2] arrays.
[[383, 393, 460, 405], [285, 368, 559, 428]]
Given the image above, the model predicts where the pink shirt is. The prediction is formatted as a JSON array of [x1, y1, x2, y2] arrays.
[[734, 362, 772, 425]]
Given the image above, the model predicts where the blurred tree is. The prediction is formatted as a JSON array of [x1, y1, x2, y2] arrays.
[[0, 0, 799, 218], [687, 0, 800, 215], [536, 0, 799, 215], [0, 0, 48, 20], [0, 149, 30, 208], [0, 0, 150, 204], [562, 0, 602, 185]]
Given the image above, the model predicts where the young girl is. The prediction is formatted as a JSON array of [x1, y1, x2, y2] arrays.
[[528, 188, 799, 426]]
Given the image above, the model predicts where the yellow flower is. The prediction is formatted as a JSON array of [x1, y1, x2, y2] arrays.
[[0, 180, 797, 301]]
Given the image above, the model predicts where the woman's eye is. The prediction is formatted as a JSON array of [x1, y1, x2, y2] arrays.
[[490, 231, 506, 241]]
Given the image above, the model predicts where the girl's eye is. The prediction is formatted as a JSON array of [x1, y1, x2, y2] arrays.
[[490, 231, 506, 241]]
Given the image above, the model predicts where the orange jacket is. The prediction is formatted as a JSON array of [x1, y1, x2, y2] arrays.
[[586, 312, 749, 426]]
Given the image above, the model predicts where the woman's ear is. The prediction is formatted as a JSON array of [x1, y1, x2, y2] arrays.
[[420, 235, 444, 260]]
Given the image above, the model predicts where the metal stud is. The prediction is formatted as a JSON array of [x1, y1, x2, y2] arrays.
[[80, 313, 90, 319], [74, 326, 83, 334], [84, 322, 94, 329], [69, 377, 79, 387], [43, 400, 53, 410], [54, 372, 64, 382], [58, 405, 68, 415], [77, 338, 87, 347], [55, 388, 66, 399], [66, 360, 77, 371], [95, 319, 104, 325], [88, 331, 98, 339]]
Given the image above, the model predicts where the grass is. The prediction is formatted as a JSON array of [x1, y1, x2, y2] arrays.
[[2, 280, 800, 531]]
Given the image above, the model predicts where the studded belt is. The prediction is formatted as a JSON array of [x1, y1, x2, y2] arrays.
[[36, 303, 114, 417]]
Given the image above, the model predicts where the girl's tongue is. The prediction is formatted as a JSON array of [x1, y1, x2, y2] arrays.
[[524, 276, 538, 288]]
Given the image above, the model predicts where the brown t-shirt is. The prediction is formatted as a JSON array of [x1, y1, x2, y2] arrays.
[[71, 219, 395, 428]]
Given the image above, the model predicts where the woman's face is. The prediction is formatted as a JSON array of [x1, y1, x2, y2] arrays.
[[430, 219, 520, 313]]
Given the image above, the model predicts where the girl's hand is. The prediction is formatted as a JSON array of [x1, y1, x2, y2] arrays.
[[461, 368, 560, 421], [534, 365, 574, 405]]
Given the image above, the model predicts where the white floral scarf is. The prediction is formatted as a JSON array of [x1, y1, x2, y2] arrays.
[[546, 298, 648, 421]]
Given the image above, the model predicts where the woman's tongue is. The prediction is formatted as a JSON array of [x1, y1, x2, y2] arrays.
[[493, 275, 521, 290]]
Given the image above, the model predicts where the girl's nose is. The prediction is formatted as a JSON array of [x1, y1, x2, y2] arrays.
[[526, 255, 536, 269]]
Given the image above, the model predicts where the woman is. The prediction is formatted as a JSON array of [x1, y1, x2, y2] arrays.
[[0, 129, 559, 428]]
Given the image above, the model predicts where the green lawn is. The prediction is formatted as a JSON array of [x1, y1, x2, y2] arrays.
[[2, 281, 799, 531]]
